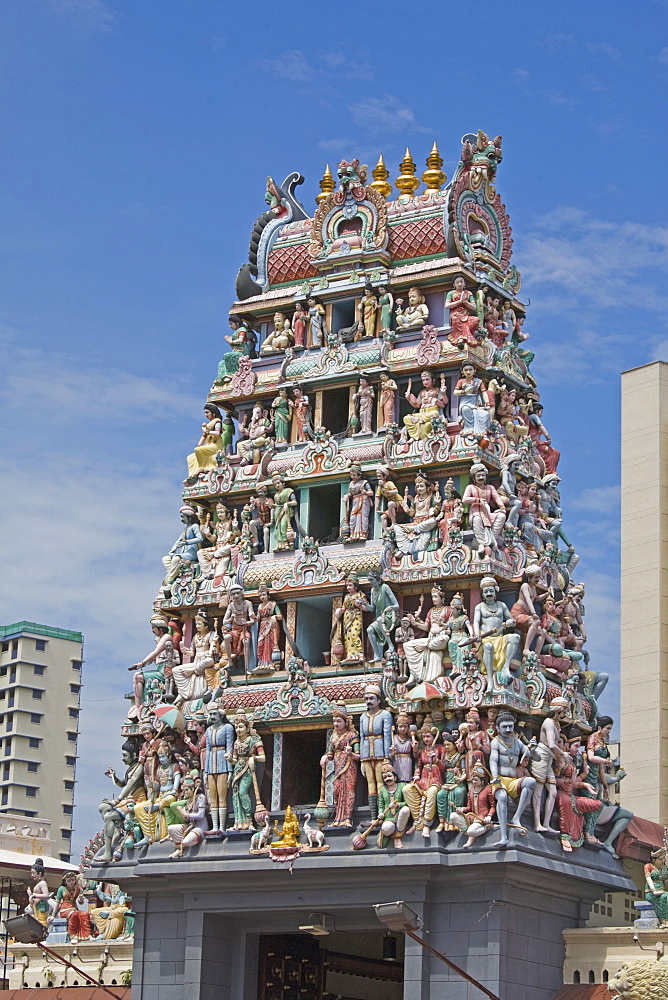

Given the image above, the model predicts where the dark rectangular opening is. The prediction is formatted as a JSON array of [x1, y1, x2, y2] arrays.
[[331, 296, 357, 339], [308, 484, 342, 544], [321, 386, 350, 435], [281, 729, 328, 808], [295, 596, 332, 667]]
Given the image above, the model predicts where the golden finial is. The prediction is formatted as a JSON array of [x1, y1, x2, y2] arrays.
[[421, 141, 447, 191], [315, 164, 335, 205], [395, 147, 420, 197], [369, 153, 393, 199]]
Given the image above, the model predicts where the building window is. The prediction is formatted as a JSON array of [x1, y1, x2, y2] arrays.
[[27, 762, 38, 773], [1, 643, 7, 653], [6, 716, 13, 732], [60, 829, 71, 839], [7, 696, 14, 708], [23, 811, 36, 818], [65, 756, 76, 766], [3, 765, 9, 780], [68, 708, 78, 718], [70, 684, 80, 694], [4, 743, 10, 757], [33, 665, 45, 675], [30, 714, 41, 724], [35, 640, 46, 651], [59, 853, 70, 862], [9, 671, 15, 683], [72, 660, 82, 671], [32, 690, 43, 700], [63, 804, 73, 815], [64, 780, 74, 790], [28, 738, 39, 748], [10, 642, 17, 659], [0, 692, 5, 701], [67, 732, 77, 742], [1, 792, 7, 806], [25, 787, 36, 797]]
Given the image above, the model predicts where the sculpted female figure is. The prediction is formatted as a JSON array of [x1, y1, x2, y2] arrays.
[[403, 726, 446, 838], [446, 275, 480, 348], [270, 388, 292, 444], [186, 404, 224, 479], [271, 473, 298, 551], [645, 845, 668, 926], [457, 709, 491, 778], [255, 583, 283, 673], [389, 712, 417, 783], [334, 575, 366, 663], [291, 301, 307, 349], [172, 613, 215, 708], [378, 371, 398, 427], [227, 713, 266, 830], [307, 296, 327, 348], [27, 859, 51, 928], [453, 362, 490, 440], [378, 285, 394, 334], [446, 593, 473, 674], [320, 706, 360, 827], [357, 284, 379, 339], [344, 464, 374, 541], [403, 370, 447, 441], [292, 387, 310, 442], [352, 375, 375, 433], [395, 286, 428, 331], [261, 311, 293, 354], [435, 732, 467, 832], [403, 586, 451, 685]]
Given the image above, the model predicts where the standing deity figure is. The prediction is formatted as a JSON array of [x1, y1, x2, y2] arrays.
[[375, 465, 401, 527], [453, 362, 490, 440], [236, 403, 272, 466], [511, 564, 550, 656], [227, 713, 266, 830], [438, 479, 464, 547], [161, 505, 203, 589], [456, 708, 491, 777], [450, 764, 497, 848], [446, 275, 480, 348], [462, 463, 506, 558], [644, 844, 668, 926], [344, 464, 374, 541], [198, 502, 234, 579], [500, 453, 523, 529], [352, 375, 375, 433], [403, 370, 448, 441], [363, 570, 400, 663], [172, 612, 215, 708], [403, 727, 446, 839], [292, 387, 310, 442], [99, 741, 146, 862], [219, 314, 255, 382], [528, 403, 560, 474], [291, 301, 307, 349], [320, 705, 360, 828], [129, 615, 179, 713], [261, 311, 293, 354], [270, 473, 298, 551], [166, 772, 208, 859], [359, 684, 393, 820], [435, 732, 467, 832], [473, 577, 521, 692], [489, 711, 537, 847], [378, 371, 398, 427], [377, 763, 412, 849], [530, 697, 569, 833], [307, 296, 327, 348], [186, 404, 224, 479], [389, 712, 417, 784], [249, 485, 274, 554], [377, 285, 394, 334], [270, 388, 292, 444], [255, 583, 283, 673], [334, 574, 366, 663], [446, 593, 473, 674], [26, 859, 51, 928], [357, 284, 379, 339], [403, 585, 451, 685], [553, 731, 603, 853], [203, 706, 235, 834], [222, 584, 255, 668], [52, 872, 92, 943], [395, 286, 429, 331]]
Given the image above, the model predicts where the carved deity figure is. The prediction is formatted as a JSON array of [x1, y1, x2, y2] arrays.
[[344, 464, 374, 541], [359, 685, 393, 820], [161, 505, 203, 589], [510, 564, 550, 656], [321, 706, 360, 827], [403, 727, 445, 838], [270, 473, 298, 551], [453, 362, 491, 440], [292, 387, 310, 442], [249, 485, 274, 554], [219, 314, 255, 382], [227, 713, 266, 830], [378, 371, 397, 427], [291, 301, 307, 349], [270, 388, 292, 444], [261, 311, 293, 354], [377, 285, 394, 334], [222, 584, 255, 667], [129, 615, 180, 714], [395, 286, 429, 331], [446, 276, 480, 348], [357, 284, 379, 339], [334, 574, 366, 663], [203, 706, 235, 834], [403, 586, 450, 686], [53, 872, 92, 942], [172, 612, 215, 708], [473, 577, 521, 692], [363, 570, 400, 663], [255, 582, 283, 673], [352, 375, 375, 433], [389, 712, 417, 783], [375, 465, 401, 527], [307, 296, 327, 348], [403, 370, 447, 441], [236, 404, 272, 466], [186, 404, 224, 479], [489, 711, 536, 847], [462, 463, 506, 558]]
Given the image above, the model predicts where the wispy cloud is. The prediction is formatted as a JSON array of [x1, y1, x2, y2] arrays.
[[539, 89, 577, 108], [586, 41, 622, 62], [348, 94, 430, 137], [45, 0, 115, 32], [258, 48, 372, 83], [659, 46, 668, 64]]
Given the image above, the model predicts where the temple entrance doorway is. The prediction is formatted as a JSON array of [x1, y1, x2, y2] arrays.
[[257, 932, 404, 1000]]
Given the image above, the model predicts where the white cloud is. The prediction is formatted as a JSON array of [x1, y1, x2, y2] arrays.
[[45, 0, 115, 31], [258, 49, 372, 83], [658, 46, 668, 63], [348, 94, 430, 137], [572, 485, 620, 514], [259, 49, 315, 82], [586, 41, 622, 62]]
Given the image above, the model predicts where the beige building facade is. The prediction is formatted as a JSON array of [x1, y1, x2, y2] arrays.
[[0, 622, 83, 861], [621, 362, 668, 826]]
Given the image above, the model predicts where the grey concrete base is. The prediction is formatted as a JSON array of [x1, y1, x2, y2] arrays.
[[94, 825, 635, 1000]]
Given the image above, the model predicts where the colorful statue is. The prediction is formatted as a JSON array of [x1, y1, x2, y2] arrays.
[[553, 731, 603, 853], [375, 465, 401, 527], [363, 570, 400, 663], [357, 284, 379, 339], [403, 726, 446, 839], [377, 285, 394, 334], [261, 311, 293, 354], [389, 712, 417, 783], [26, 859, 51, 928], [52, 872, 93, 942], [202, 705, 235, 834], [445, 593, 473, 674], [236, 403, 272, 466], [403, 585, 451, 685], [129, 615, 179, 713], [462, 463, 506, 558], [255, 583, 283, 673], [446, 276, 480, 348], [456, 708, 491, 778], [343, 464, 374, 541], [270, 473, 298, 551], [453, 362, 490, 440], [165, 771, 208, 858], [528, 403, 560, 474], [186, 404, 224, 479], [450, 765, 497, 848], [307, 296, 327, 348], [334, 574, 366, 663], [580, 716, 633, 857], [472, 577, 521, 692], [227, 713, 266, 830], [378, 372, 397, 427], [270, 388, 292, 444], [219, 314, 255, 381], [435, 732, 467, 832], [395, 286, 428, 331], [249, 485, 274, 553], [359, 684, 393, 820], [644, 844, 668, 926], [161, 505, 203, 590], [489, 711, 536, 847], [172, 612, 215, 708], [377, 763, 412, 849], [510, 564, 549, 656], [222, 584, 255, 668], [530, 697, 569, 833], [99, 740, 145, 862], [91, 883, 131, 939], [352, 375, 375, 433], [291, 301, 307, 349], [321, 705, 360, 828], [403, 370, 447, 441]]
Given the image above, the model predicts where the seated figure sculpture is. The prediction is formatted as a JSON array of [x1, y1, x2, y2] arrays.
[[395, 286, 428, 331], [403, 370, 447, 441], [473, 577, 521, 693], [261, 311, 293, 354]]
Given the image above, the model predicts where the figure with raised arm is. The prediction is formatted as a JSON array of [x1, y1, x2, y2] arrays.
[[403, 370, 448, 441], [395, 286, 428, 331], [511, 564, 550, 656], [363, 569, 400, 663], [462, 463, 506, 558]]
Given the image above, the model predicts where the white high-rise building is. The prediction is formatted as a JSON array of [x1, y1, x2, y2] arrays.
[[0, 622, 83, 861]]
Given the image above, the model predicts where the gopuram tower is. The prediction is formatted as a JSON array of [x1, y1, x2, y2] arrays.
[[93, 134, 635, 1000]]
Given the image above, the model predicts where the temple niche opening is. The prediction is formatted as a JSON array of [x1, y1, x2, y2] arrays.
[[85, 133, 640, 1000]]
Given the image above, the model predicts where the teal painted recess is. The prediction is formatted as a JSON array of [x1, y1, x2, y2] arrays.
[[0, 621, 83, 643]]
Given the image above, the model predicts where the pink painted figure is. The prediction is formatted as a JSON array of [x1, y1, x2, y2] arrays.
[[378, 371, 398, 427], [446, 276, 480, 348], [292, 387, 310, 442], [527, 403, 560, 474], [291, 301, 307, 349], [462, 462, 507, 558]]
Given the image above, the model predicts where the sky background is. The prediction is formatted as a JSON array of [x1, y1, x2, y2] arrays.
[[1, 0, 667, 857]]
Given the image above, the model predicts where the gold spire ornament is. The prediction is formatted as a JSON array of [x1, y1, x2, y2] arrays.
[[315, 164, 335, 205], [369, 154, 393, 199], [395, 148, 420, 197], [421, 141, 447, 191]]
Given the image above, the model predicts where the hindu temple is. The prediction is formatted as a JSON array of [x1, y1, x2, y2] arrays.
[[78, 133, 643, 1000]]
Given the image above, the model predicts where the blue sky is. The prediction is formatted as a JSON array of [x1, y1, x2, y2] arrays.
[[1, 0, 667, 856]]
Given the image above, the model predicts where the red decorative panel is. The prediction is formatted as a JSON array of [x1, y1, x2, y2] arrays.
[[268, 242, 318, 284], [387, 216, 446, 261]]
